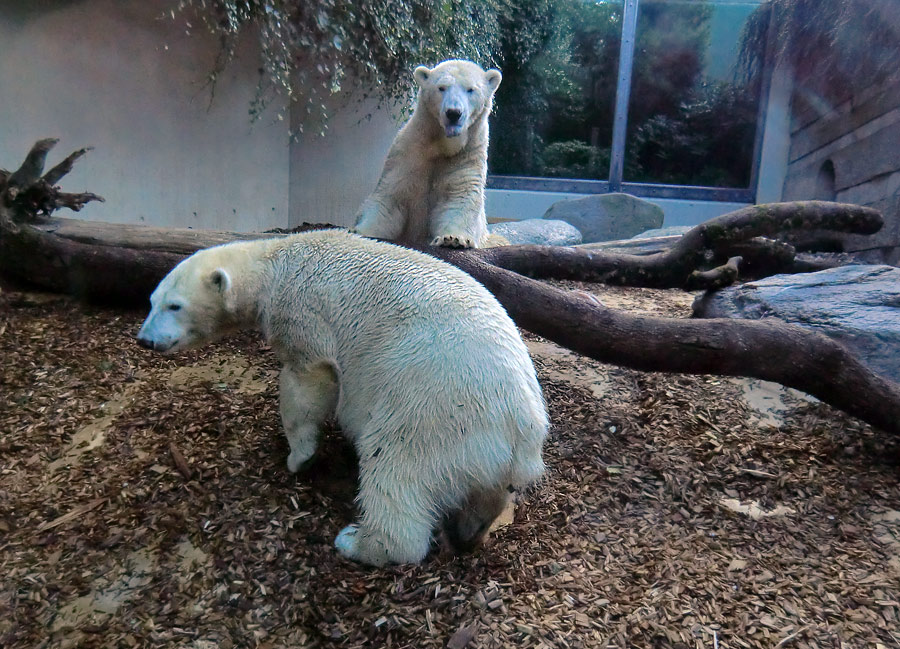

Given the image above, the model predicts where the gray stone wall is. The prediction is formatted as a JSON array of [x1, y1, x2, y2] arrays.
[[782, 76, 900, 263]]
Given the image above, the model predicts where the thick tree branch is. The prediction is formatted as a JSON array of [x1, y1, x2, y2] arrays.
[[427, 247, 900, 435], [471, 202, 883, 288], [685, 255, 742, 291]]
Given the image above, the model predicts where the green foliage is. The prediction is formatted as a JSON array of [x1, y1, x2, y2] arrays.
[[490, 0, 741, 187], [489, 0, 620, 176], [628, 83, 757, 187], [179, 0, 507, 126], [538, 140, 610, 179]]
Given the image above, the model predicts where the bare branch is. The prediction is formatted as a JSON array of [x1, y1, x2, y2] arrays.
[[42, 147, 94, 186], [6, 138, 59, 190], [685, 255, 742, 291]]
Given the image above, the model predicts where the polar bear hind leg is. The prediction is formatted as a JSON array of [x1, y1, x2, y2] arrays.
[[334, 446, 436, 566], [442, 485, 512, 553], [280, 363, 338, 473]]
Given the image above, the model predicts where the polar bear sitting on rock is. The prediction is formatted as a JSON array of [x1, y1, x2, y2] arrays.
[[354, 59, 503, 249], [137, 229, 548, 566]]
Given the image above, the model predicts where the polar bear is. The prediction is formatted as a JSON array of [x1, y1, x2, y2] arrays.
[[353, 59, 502, 249], [136, 229, 548, 566]]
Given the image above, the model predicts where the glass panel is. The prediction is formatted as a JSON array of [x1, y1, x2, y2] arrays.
[[623, 0, 766, 188], [489, 1, 623, 180]]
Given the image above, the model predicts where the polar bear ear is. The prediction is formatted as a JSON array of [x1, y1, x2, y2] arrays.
[[484, 69, 502, 93], [414, 66, 431, 86], [209, 268, 232, 294]]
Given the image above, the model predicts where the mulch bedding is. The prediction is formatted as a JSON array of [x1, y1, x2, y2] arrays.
[[1, 280, 898, 649]]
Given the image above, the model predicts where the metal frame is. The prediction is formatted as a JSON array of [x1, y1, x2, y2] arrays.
[[608, 0, 639, 193], [487, 0, 770, 204]]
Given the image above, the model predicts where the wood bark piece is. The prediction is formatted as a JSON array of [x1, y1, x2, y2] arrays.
[[35, 498, 105, 533]]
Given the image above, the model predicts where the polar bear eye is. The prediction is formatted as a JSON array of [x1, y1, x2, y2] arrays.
[[438, 86, 447, 93], [466, 88, 475, 94], [167, 304, 182, 312]]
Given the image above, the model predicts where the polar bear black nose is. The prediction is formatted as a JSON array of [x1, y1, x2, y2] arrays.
[[445, 108, 462, 124], [137, 336, 155, 350]]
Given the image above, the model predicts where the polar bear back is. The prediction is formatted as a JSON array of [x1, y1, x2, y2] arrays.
[[259, 229, 546, 454]]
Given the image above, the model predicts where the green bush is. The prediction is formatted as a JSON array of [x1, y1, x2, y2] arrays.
[[538, 141, 609, 180]]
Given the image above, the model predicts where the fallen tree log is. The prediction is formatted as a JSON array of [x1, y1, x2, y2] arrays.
[[474, 202, 882, 287], [429, 247, 900, 436], [3, 139, 899, 436]]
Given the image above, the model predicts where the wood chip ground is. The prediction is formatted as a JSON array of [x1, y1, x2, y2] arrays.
[[1, 279, 898, 649]]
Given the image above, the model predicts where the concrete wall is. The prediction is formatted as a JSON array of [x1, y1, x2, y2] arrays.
[[0, 0, 290, 232], [783, 76, 900, 262], [755, 64, 792, 204], [289, 93, 403, 228]]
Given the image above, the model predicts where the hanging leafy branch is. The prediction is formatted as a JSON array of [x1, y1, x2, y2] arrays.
[[176, 0, 511, 125], [174, 0, 567, 128]]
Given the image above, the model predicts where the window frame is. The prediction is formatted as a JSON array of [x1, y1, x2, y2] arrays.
[[486, 0, 772, 204]]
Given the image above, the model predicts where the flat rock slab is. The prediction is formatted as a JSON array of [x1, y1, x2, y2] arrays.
[[693, 264, 900, 383], [631, 226, 692, 240], [489, 219, 582, 246], [542, 193, 664, 243]]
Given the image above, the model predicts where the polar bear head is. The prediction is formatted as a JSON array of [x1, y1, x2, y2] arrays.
[[414, 59, 502, 139], [136, 245, 246, 354]]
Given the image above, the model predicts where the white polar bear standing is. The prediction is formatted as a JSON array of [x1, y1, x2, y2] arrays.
[[137, 230, 548, 566], [354, 59, 503, 249]]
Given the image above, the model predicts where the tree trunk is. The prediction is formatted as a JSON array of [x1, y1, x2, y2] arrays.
[[3, 139, 899, 436]]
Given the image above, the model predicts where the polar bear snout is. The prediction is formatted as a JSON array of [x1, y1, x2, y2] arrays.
[[136, 309, 186, 354], [136, 335, 155, 350], [440, 87, 470, 138], [135, 330, 177, 353], [135, 333, 176, 352]]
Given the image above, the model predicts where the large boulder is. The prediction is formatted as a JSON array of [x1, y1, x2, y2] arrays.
[[692, 265, 900, 383], [488, 219, 582, 246], [542, 193, 664, 243]]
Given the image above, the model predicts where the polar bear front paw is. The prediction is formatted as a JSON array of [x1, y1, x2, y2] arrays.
[[431, 234, 477, 249], [334, 524, 360, 558]]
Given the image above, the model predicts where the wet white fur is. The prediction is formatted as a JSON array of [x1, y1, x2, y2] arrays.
[[138, 230, 548, 566], [353, 59, 503, 249]]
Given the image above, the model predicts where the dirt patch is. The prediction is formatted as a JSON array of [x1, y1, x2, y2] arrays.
[[1, 283, 899, 649], [47, 384, 141, 472], [168, 353, 275, 395], [735, 378, 818, 429]]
